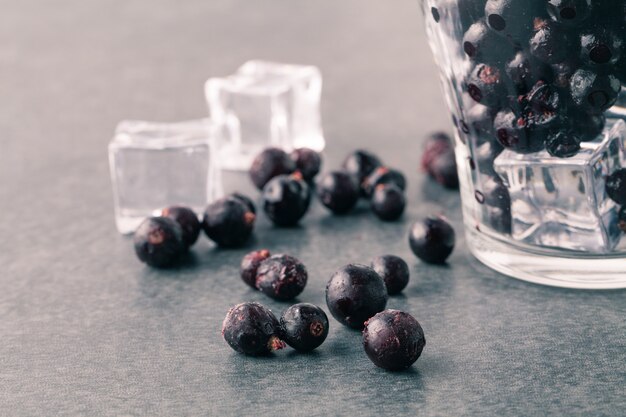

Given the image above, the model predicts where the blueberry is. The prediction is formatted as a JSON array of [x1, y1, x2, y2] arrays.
[[325, 264, 388, 329], [370, 255, 410, 295], [279, 303, 329, 352], [262, 173, 311, 227], [551, 59, 582, 89], [486, 206, 512, 234], [462, 20, 516, 65], [547, 0, 593, 26], [161, 206, 200, 248], [493, 109, 545, 154], [249, 147, 296, 190], [342, 150, 382, 183], [529, 18, 573, 64], [230, 192, 256, 214], [290, 148, 322, 182], [579, 28, 623, 66], [240, 249, 271, 289], [222, 302, 285, 356], [475, 141, 503, 175], [421, 131, 453, 172], [505, 51, 551, 93], [618, 206, 626, 233], [428, 149, 459, 189], [255, 254, 308, 301], [316, 170, 360, 215], [466, 64, 505, 108], [482, 176, 511, 211], [202, 196, 255, 247], [605, 169, 626, 206], [371, 184, 406, 222], [133, 217, 185, 268], [524, 80, 562, 129], [466, 104, 496, 139], [485, 0, 546, 42], [408, 216, 455, 264], [568, 109, 605, 141], [362, 166, 407, 198], [570, 69, 621, 114], [545, 131, 581, 158], [362, 310, 426, 372]]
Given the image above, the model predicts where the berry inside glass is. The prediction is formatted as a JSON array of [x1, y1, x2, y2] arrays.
[[422, 0, 626, 288]]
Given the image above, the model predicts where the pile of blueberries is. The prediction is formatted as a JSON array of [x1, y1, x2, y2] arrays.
[[434, 0, 626, 159]]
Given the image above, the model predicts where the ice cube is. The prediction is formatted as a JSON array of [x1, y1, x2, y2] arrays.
[[108, 119, 223, 234], [494, 119, 626, 252], [205, 61, 324, 170]]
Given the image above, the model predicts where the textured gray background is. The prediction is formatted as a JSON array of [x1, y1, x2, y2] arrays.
[[1, 1, 625, 416]]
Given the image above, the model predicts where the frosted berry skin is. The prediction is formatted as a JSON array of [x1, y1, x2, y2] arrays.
[[255, 254, 308, 301], [371, 184, 406, 222], [262, 173, 311, 227], [202, 197, 256, 248], [222, 302, 285, 356], [161, 206, 200, 248], [291, 148, 322, 182], [316, 171, 360, 215], [370, 255, 410, 295], [408, 216, 455, 264], [133, 217, 185, 268], [240, 249, 271, 289], [342, 150, 382, 183], [325, 264, 388, 329], [362, 310, 426, 372], [362, 167, 407, 199], [605, 169, 626, 206], [249, 147, 296, 190], [279, 303, 329, 352]]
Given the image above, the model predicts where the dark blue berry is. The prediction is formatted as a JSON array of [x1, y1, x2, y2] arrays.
[[230, 192, 256, 214], [547, 0, 593, 26], [370, 255, 410, 295], [249, 147, 296, 190], [316, 170, 360, 214], [529, 18, 573, 65], [579, 28, 622, 66], [279, 303, 329, 352], [290, 148, 322, 182], [362, 166, 407, 198], [408, 216, 455, 264], [240, 249, 271, 289], [467, 64, 504, 108], [505, 51, 551, 93], [262, 172, 311, 227], [486, 206, 512, 234], [428, 149, 459, 189], [524, 80, 562, 129], [342, 150, 382, 183], [475, 141, 504, 176], [606, 169, 626, 206], [421, 132, 453, 172], [466, 104, 496, 139], [161, 206, 200, 248], [325, 264, 388, 329], [493, 109, 544, 154], [362, 310, 426, 372], [482, 176, 511, 212], [570, 69, 621, 114], [463, 20, 516, 65], [255, 254, 308, 301], [133, 217, 184, 268], [485, 0, 546, 42], [202, 196, 255, 247], [222, 302, 285, 356], [371, 184, 406, 221], [545, 131, 581, 158], [568, 109, 605, 141]]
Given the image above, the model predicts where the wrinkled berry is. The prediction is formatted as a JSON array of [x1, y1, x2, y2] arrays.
[[202, 197, 255, 247], [133, 217, 185, 268], [161, 206, 201, 248], [240, 249, 271, 289], [545, 131, 581, 158], [326, 264, 388, 329], [279, 303, 329, 352], [493, 109, 544, 154], [255, 254, 308, 301], [362, 310, 426, 372], [408, 216, 455, 264], [570, 69, 621, 114], [362, 166, 407, 198], [505, 51, 549, 93], [249, 148, 296, 190], [371, 184, 406, 221], [262, 173, 311, 227], [342, 150, 382, 182], [370, 255, 410, 295], [290, 148, 322, 182], [606, 169, 626, 206], [222, 302, 285, 356], [316, 170, 360, 214], [529, 18, 572, 65]]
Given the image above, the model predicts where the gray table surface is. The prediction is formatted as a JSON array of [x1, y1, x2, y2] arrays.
[[2, 1, 625, 416]]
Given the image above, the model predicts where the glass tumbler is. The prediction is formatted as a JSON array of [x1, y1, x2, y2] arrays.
[[421, 0, 626, 288]]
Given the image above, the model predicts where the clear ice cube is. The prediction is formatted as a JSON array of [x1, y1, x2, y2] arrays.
[[108, 119, 223, 234], [205, 61, 324, 170], [494, 119, 626, 253]]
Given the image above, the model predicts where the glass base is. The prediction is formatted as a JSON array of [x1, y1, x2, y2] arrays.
[[466, 227, 626, 290]]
